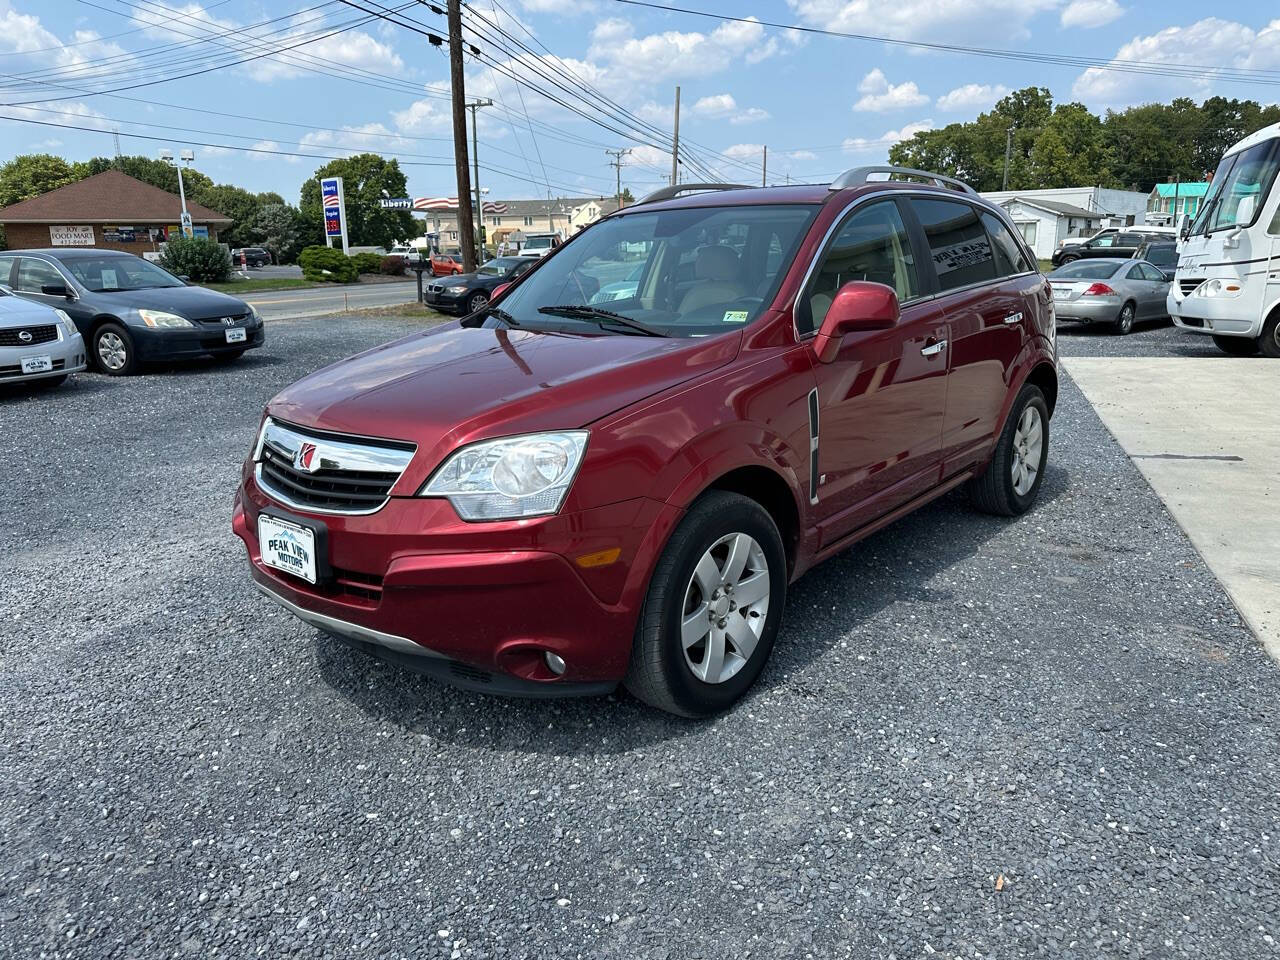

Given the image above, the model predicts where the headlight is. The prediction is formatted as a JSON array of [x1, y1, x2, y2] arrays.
[[53, 308, 78, 338], [1197, 278, 1242, 298], [138, 309, 194, 328], [443, 284, 468, 292], [421, 431, 588, 521]]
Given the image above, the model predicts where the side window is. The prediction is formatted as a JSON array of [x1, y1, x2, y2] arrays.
[[1115, 233, 1141, 246], [910, 198, 997, 292], [1091, 233, 1115, 247], [980, 211, 1031, 277], [14, 258, 63, 293], [1125, 264, 1145, 280], [0, 256, 15, 286], [1140, 263, 1166, 282], [801, 200, 919, 335]]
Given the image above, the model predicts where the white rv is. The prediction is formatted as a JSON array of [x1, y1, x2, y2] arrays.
[[1168, 121, 1280, 357]]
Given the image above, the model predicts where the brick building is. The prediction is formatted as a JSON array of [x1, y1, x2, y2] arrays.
[[0, 170, 232, 255]]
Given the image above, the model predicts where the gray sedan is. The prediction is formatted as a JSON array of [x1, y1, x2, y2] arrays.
[[0, 285, 85, 387], [1049, 257, 1171, 335]]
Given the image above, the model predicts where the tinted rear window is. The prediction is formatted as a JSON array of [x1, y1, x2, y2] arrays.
[[910, 198, 997, 291], [1051, 261, 1122, 280]]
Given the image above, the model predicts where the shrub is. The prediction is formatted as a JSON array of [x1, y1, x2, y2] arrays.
[[351, 252, 384, 275], [158, 236, 232, 282], [298, 245, 357, 283], [379, 255, 406, 275]]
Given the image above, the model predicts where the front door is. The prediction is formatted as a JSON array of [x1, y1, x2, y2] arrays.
[[798, 199, 949, 546], [12, 256, 90, 330]]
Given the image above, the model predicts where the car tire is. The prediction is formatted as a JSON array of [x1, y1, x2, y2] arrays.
[[93, 322, 137, 376], [466, 292, 489, 315], [968, 383, 1049, 517], [1259, 312, 1280, 359], [1213, 334, 1258, 357], [1059, 253, 1079, 265], [1113, 301, 1136, 335], [624, 491, 787, 718]]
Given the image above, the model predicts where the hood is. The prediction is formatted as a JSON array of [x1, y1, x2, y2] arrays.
[[88, 284, 250, 320], [268, 322, 740, 480], [0, 294, 61, 327]]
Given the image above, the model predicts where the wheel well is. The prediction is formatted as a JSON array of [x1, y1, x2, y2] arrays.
[[707, 466, 800, 577], [89, 314, 122, 337], [1025, 361, 1058, 418]]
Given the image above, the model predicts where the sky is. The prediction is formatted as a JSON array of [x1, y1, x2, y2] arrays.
[[0, 0, 1277, 204]]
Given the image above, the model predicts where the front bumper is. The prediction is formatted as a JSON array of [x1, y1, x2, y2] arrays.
[[232, 472, 680, 692], [1168, 288, 1260, 337], [0, 331, 86, 383], [132, 320, 265, 360], [1054, 297, 1121, 324], [422, 288, 469, 312]]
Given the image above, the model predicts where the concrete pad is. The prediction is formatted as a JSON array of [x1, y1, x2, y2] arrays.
[[1063, 356, 1279, 660]]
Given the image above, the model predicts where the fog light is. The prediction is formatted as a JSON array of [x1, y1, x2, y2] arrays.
[[544, 651, 566, 676]]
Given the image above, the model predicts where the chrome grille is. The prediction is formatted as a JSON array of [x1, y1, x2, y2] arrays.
[[254, 418, 415, 515], [0, 324, 57, 347], [1179, 279, 1201, 296]]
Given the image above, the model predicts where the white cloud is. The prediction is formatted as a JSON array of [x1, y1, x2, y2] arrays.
[[300, 123, 413, 154], [786, 0, 1058, 43], [691, 94, 770, 125], [843, 120, 934, 153], [853, 68, 929, 112], [1060, 0, 1124, 29], [730, 107, 771, 125], [0, 8, 133, 73], [519, 0, 597, 12], [936, 82, 1011, 111], [1072, 17, 1280, 104], [392, 96, 453, 134], [788, 150, 818, 161], [723, 143, 765, 160], [587, 16, 782, 81], [248, 140, 300, 164]]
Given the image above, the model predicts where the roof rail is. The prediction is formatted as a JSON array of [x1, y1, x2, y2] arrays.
[[830, 165, 976, 195], [636, 182, 752, 205]]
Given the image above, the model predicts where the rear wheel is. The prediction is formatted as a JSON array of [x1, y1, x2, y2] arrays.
[[93, 322, 137, 376], [1259, 313, 1280, 359], [1113, 301, 1136, 335], [1213, 334, 1258, 357], [969, 384, 1049, 517], [1059, 253, 1079, 265], [625, 491, 786, 717]]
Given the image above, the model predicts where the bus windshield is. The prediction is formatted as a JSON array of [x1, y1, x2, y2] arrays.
[[1191, 138, 1280, 236]]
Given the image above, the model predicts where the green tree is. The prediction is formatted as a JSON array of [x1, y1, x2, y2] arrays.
[[298, 154, 416, 248], [0, 154, 82, 206], [254, 202, 307, 264], [79, 155, 215, 197], [1027, 103, 1108, 188], [620, 187, 635, 204]]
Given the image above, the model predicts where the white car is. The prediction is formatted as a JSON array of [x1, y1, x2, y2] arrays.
[[517, 233, 562, 258], [388, 245, 424, 264], [0, 285, 86, 387]]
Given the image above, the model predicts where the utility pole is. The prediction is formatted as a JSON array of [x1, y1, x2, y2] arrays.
[[1002, 125, 1014, 191], [762, 145, 767, 187], [447, 0, 476, 272], [467, 98, 493, 262], [671, 85, 681, 186], [606, 148, 630, 209]]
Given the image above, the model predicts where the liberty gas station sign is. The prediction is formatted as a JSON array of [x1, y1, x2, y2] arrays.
[[320, 176, 349, 255]]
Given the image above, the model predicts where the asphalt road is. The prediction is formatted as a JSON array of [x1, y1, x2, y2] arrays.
[[247, 280, 420, 321], [2, 316, 1278, 958]]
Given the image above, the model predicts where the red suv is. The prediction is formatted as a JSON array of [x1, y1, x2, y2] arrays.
[[233, 168, 1057, 717]]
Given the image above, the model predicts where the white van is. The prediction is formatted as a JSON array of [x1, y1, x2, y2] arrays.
[[516, 232, 562, 258], [1169, 121, 1280, 357]]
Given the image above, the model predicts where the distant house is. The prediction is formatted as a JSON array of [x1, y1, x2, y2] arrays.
[[418, 196, 621, 252], [997, 196, 1105, 260], [981, 186, 1149, 228], [1148, 182, 1211, 225], [0, 170, 232, 254]]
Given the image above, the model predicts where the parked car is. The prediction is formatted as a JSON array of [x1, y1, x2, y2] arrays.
[[430, 252, 464, 277], [422, 256, 538, 315], [388, 244, 424, 265], [1132, 241, 1178, 281], [589, 261, 645, 303], [0, 249, 264, 376], [1048, 258, 1171, 334], [233, 170, 1058, 716], [1050, 227, 1176, 267], [0, 284, 86, 387], [516, 233, 562, 258], [231, 247, 272, 267]]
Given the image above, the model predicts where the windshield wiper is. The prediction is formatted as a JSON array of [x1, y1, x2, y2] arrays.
[[537, 304, 666, 337]]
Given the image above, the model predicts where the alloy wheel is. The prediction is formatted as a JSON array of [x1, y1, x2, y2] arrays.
[[680, 532, 770, 684], [97, 331, 128, 371], [1011, 405, 1043, 497], [1116, 304, 1134, 335], [468, 294, 488, 314]]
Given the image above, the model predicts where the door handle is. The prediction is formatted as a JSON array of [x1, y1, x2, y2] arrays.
[[920, 339, 947, 357], [1002, 312, 1023, 325]]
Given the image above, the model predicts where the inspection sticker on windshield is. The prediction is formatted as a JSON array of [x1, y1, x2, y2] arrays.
[[722, 310, 749, 323]]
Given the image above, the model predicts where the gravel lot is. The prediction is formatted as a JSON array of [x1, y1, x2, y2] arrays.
[[2, 315, 1278, 959], [1055, 314, 1221, 359]]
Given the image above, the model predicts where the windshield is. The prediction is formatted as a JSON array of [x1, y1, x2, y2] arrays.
[[1191, 138, 1280, 235], [1143, 246, 1176, 266], [477, 257, 523, 276], [495, 204, 818, 337], [63, 256, 184, 291], [1050, 261, 1122, 280], [524, 237, 554, 250]]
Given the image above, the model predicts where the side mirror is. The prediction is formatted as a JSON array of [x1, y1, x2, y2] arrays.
[[1235, 194, 1256, 224], [40, 283, 71, 298], [812, 281, 900, 363], [491, 282, 511, 300], [178, 275, 191, 284]]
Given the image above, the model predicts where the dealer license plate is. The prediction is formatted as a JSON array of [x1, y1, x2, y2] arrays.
[[1052, 287, 1070, 300], [258, 515, 317, 584], [226, 327, 247, 343], [20, 356, 53, 374]]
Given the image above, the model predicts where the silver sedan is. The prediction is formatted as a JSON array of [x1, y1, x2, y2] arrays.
[[0, 285, 85, 387], [1048, 257, 1171, 335]]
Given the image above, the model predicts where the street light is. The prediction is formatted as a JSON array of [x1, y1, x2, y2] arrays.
[[159, 148, 196, 238]]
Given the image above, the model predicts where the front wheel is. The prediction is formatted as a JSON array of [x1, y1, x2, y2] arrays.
[[968, 384, 1049, 517], [1259, 313, 1280, 359], [93, 322, 137, 376], [1213, 334, 1258, 357], [625, 491, 787, 717], [1113, 301, 1135, 335], [466, 292, 489, 315]]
